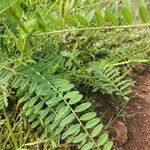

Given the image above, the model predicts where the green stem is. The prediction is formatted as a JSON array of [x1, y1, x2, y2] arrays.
[[34, 23, 150, 36], [3, 109, 19, 149], [113, 59, 150, 66]]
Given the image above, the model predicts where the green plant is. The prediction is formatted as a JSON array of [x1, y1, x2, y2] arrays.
[[0, 0, 150, 149]]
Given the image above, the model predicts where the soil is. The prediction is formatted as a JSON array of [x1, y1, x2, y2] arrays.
[[119, 69, 150, 150]]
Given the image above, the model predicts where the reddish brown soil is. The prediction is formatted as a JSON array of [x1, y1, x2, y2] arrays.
[[120, 70, 150, 150]]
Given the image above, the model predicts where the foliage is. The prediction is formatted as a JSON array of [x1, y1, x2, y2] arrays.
[[0, 0, 150, 149]]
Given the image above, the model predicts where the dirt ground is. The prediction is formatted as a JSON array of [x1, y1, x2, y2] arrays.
[[119, 70, 150, 150]]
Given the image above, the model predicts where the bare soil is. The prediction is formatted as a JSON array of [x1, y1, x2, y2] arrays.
[[120, 70, 150, 150]]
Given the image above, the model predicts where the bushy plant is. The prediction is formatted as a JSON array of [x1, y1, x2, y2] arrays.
[[0, 0, 150, 149]]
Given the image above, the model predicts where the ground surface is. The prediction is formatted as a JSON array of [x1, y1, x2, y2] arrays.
[[120, 70, 150, 150]]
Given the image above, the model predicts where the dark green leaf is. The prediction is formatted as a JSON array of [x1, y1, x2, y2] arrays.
[[95, 11, 105, 26], [121, 6, 133, 24], [105, 9, 118, 25], [139, 5, 149, 23], [76, 14, 89, 26]]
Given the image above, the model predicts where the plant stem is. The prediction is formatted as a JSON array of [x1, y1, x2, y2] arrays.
[[3, 109, 19, 149], [113, 59, 150, 66], [35, 23, 150, 36]]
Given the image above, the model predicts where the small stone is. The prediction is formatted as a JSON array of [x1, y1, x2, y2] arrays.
[[133, 64, 146, 75], [112, 120, 128, 144]]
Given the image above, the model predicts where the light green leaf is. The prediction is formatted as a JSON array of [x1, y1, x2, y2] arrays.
[[91, 124, 103, 138], [72, 133, 87, 143], [28, 115, 36, 123], [62, 124, 81, 139], [69, 94, 83, 105], [64, 91, 79, 99], [66, 135, 75, 143], [50, 120, 60, 130], [121, 6, 133, 24], [25, 107, 33, 116], [48, 15, 63, 29], [85, 118, 100, 129], [97, 133, 108, 146], [80, 112, 97, 121], [34, 101, 44, 114], [11, 76, 23, 88], [0, 0, 12, 12], [59, 84, 74, 92], [55, 106, 69, 121], [40, 107, 50, 120], [103, 141, 113, 150], [55, 126, 65, 135], [31, 120, 40, 128], [81, 142, 94, 150], [75, 102, 91, 112], [95, 11, 105, 26], [60, 114, 75, 126], [20, 78, 30, 90], [44, 113, 55, 125], [27, 96, 38, 107]]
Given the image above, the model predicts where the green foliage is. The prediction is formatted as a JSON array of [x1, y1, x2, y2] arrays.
[[90, 61, 132, 100], [0, 61, 110, 149], [0, 0, 150, 149]]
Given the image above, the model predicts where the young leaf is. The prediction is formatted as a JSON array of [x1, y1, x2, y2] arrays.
[[121, 6, 133, 24], [105, 9, 118, 25], [74, 102, 91, 112], [80, 112, 97, 121], [95, 11, 105, 26]]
